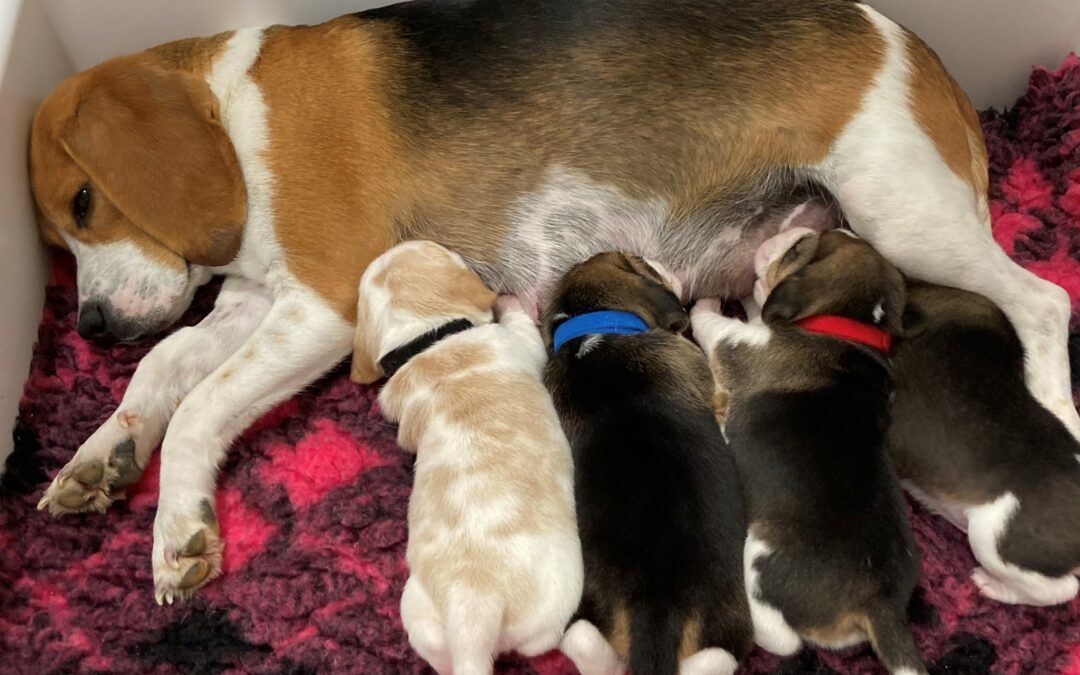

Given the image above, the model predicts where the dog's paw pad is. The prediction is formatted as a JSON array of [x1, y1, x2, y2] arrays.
[[154, 501, 223, 604], [38, 459, 114, 515]]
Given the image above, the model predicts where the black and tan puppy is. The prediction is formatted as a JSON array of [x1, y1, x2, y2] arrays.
[[691, 230, 925, 675], [889, 283, 1080, 606], [542, 252, 752, 675]]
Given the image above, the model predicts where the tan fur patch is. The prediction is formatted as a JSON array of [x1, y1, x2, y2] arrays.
[[904, 30, 989, 201], [678, 613, 703, 661], [608, 607, 632, 661], [372, 243, 496, 319], [803, 612, 867, 647], [252, 20, 408, 319]]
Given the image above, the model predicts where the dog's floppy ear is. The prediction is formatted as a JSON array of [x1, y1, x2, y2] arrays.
[[60, 64, 246, 266], [761, 233, 822, 323], [350, 294, 384, 385]]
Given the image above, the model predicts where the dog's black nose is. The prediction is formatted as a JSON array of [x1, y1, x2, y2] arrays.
[[77, 301, 110, 340]]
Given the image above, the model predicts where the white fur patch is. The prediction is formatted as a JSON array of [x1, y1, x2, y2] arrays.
[[561, 620, 624, 675], [872, 300, 885, 324], [743, 533, 801, 656], [577, 334, 603, 358], [679, 647, 738, 675], [206, 27, 284, 284], [62, 235, 194, 327], [966, 492, 1079, 605]]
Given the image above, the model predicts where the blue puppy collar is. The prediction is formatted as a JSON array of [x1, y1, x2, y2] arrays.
[[553, 311, 649, 352]]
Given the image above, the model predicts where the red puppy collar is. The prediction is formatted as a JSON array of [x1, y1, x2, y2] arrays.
[[796, 315, 892, 353]]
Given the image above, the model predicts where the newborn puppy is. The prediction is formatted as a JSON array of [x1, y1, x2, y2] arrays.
[[351, 241, 583, 675], [692, 230, 925, 675], [889, 283, 1080, 606], [542, 252, 752, 675]]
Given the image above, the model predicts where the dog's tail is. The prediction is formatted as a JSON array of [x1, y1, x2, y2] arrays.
[[864, 605, 928, 675], [445, 588, 504, 675], [629, 606, 681, 675]]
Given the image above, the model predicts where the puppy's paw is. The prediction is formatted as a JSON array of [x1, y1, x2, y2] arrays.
[[37, 415, 146, 515], [691, 298, 723, 317], [153, 498, 222, 605], [493, 294, 525, 318], [971, 567, 1019, 604]]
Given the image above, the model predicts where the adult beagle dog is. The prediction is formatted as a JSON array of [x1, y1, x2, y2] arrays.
[[28, 0, 1078, 603]]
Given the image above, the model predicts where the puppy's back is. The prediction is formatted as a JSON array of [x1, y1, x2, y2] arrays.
[[890, 284, 1080, 577], [547, 332, 752, 670]]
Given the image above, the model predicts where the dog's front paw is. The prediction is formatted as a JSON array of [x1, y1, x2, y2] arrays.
[[37, 415, 146, 515], [153, 498, 222, 604]]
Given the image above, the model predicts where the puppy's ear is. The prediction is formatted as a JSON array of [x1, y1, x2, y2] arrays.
[[350, 296, 383, 385], [880, 262, 908, 334], [760, 234, 822, 324], [60, 64, 246, 266], [760, 277, 806, 324], [639, 285, 689, 333]]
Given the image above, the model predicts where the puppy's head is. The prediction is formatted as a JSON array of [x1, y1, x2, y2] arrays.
[[29, 56, 246, 342], [351, 241, 497, 384], [757, 230, 906, 332], [541, 252, 688, 349]]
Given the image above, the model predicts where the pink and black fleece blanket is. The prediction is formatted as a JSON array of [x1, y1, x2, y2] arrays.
[[4, 55, 1080, 675]]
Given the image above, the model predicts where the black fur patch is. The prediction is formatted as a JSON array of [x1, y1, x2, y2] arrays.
[[2, 419, 49, 496], [130, 608, 269, 673], [928, 633, 997, 675]]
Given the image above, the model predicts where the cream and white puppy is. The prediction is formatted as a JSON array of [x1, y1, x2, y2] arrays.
[[351, 241, 583, 675]]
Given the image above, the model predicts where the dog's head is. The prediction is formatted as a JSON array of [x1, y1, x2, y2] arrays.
[[541, 252, 688, 349], [350, 241, 497, 384], [29, 56, 247, 342], [755, 229, 906, 332]]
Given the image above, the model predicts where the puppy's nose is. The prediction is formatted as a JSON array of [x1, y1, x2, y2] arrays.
[[77, 301, 110, 340]]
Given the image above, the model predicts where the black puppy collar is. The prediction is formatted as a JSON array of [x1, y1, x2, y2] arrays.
[[378, 319, 474, 379]]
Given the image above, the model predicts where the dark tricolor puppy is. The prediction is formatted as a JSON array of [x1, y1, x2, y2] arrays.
[[691, 230, 925, 675], [888, 283, 1080, 606], [542, 252, 752, 675]]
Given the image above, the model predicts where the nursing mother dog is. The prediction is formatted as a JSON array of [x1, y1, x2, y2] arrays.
[[28, 0, 1078, 603]]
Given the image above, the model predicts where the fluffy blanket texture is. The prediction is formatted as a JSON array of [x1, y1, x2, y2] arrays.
[[3, 55, 1080, 675]]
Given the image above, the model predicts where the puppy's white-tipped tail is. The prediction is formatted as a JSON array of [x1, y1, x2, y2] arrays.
[[446, 589, 504, 675]]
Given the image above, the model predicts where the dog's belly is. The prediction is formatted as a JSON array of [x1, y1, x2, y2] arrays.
[[480, 169, 838, 308]]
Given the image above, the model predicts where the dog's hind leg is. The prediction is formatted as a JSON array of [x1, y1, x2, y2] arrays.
[[816, 4, 1079, 439], [967, 494, 1080, 606], [38, 277, 272, 515], [401, 576, 452, 674]]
